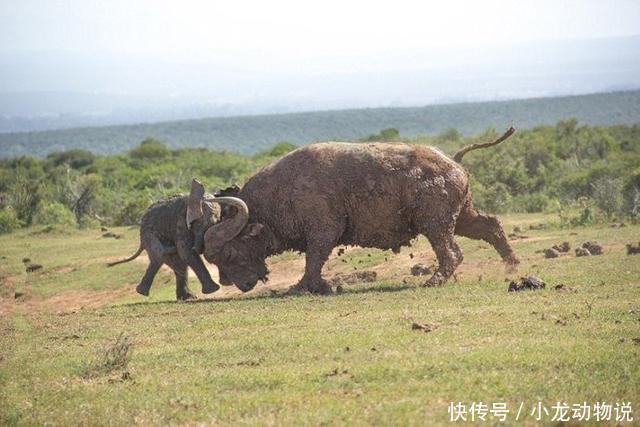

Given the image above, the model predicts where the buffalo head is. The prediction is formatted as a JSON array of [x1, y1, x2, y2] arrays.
[[202, 199, 269, 292]]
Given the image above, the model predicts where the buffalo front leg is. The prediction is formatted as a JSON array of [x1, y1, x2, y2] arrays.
[[136, 260, 162, 296], [422, 228, 463, 287], [292, 243, 333, 295], [165, 254, 197, 301]]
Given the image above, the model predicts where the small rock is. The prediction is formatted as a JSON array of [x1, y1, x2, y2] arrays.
[[101, 226, 108, 232], [575, 247, 591, 257], [25, 263, 43, 273], [508, 276, 546, 292], [554, 284, 576, 293], [552, 241, 571, 253], [543, 248, 559, 259], [22, 257, 31, 264], [336, 285, 343, 294], [411, 322, 435, 333], [514, 225, 523, 233], [626, 242, 640, 255], [102, 232, 123, 239], [582, 241, 603, 255], [411, 263, 432, 276], [632, 338, 640, 345]]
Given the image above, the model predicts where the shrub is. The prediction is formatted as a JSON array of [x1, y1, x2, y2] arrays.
[[520, 193, 550, 213], [0, 208, 22, 234], [259, 142, 297, 158], [115, 198, 148, 226], [32, 201, 76, 227], [129, 138, 170, 161], [482, 182, 512, 214], [591, 177, 623, 218]]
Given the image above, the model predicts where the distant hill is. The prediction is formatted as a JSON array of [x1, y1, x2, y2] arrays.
[[1, 90, 639, 159]]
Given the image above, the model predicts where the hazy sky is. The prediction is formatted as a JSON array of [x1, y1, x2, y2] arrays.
[[2, 0, 640, 66]]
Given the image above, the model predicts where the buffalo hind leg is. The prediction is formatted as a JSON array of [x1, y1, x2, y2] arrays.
[[423, 228, 463, 287], [455, 202, 519, 269], [165, 254, 198, 301]]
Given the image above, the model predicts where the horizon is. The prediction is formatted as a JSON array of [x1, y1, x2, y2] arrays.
[[1, 1, 640, 132]]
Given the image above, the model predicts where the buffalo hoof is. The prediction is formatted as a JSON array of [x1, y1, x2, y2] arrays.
[[285, 285, 307, 295], [309, 279, 333, 295], [287, 279, 333, 295], [136, 283, 150, 296], [422, 272, 446, 288], [201, 282, 220, 294]]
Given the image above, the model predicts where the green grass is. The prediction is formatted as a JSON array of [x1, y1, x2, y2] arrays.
[[1, 214, 639, 425]]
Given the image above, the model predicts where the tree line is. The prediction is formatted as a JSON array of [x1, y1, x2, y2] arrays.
[[0, 120, 638, 234]]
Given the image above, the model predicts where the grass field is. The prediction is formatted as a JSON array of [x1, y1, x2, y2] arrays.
[[1, 214, 639, 425]]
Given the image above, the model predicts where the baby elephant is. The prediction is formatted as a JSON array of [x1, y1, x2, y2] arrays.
[[108, 179, 248, 300]]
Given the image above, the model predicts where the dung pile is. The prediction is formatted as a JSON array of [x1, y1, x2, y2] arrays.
[[627, 242, 640, 255], [575, 241, 603, 257], [508, 276, 546, 292], [410, 263, 433, 276]]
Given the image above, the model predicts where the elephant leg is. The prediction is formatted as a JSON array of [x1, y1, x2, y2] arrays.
[[136, 260, 162, 296], [421, 218, 464, 287], [177, 245, 220, 294], [165, 254, 197, 301], [137, 233, 172, 296]]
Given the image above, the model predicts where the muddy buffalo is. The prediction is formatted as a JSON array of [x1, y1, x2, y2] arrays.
[[203, 128, 519, 294]]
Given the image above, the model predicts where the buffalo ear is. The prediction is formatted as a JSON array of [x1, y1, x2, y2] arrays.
[[186, 179, 205, 229], [247, 223, 264, 237]]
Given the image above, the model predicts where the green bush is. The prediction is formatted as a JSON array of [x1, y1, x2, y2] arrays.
[[0, 208, 23, 234], [115, 198, 149, 226], [481, 182, 512, 214], [33, 201, 76, 227], [515, 193, 551, 213], [129, 138, 170, 161]]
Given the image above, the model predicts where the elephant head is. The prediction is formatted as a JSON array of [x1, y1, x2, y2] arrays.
[[186, 179, 248, 256]]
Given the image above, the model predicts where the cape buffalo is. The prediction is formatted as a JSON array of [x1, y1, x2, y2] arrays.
[[203, 128, 519, 294]]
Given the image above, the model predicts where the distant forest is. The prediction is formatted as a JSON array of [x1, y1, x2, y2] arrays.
[[1, 120, 639, 235], [1, 90, 639, 159]]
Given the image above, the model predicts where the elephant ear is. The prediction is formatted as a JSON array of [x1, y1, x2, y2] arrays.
[[186, 179, 205, 229]]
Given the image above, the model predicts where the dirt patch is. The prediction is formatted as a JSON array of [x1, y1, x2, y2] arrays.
[[329, 270, 377, 286], [15, 286, 135, 314]]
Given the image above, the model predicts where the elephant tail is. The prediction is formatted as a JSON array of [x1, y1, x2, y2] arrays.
[[107, 245, 144, 267], [453, 126, 515, 163]]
